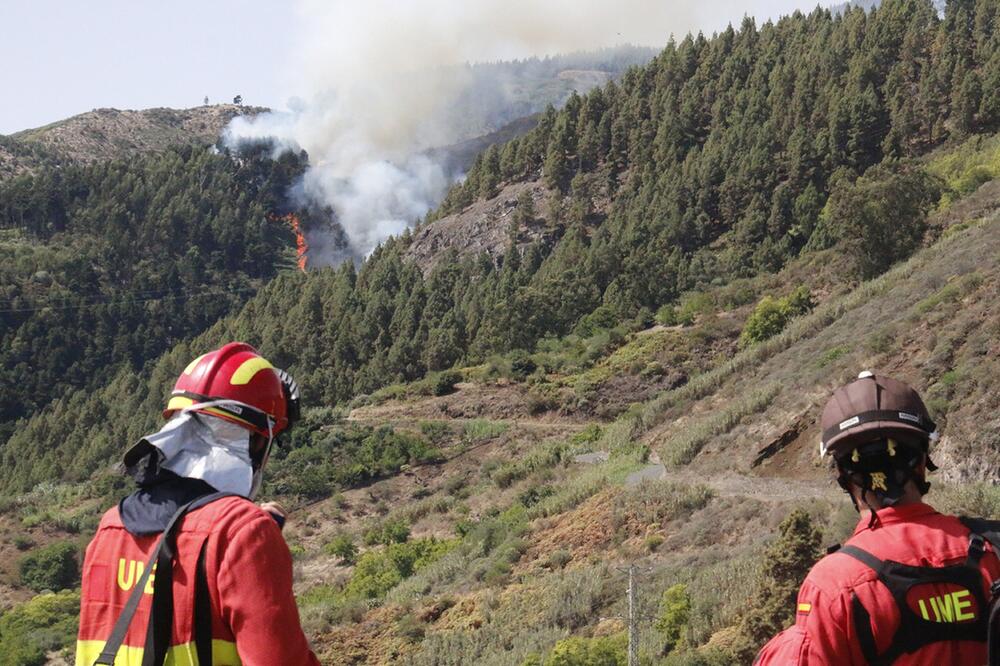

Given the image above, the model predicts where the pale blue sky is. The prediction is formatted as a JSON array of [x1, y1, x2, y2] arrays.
[[0, 0, 807, 135]]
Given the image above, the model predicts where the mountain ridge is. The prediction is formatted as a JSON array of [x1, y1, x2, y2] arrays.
[[0, 104, 265, 181]]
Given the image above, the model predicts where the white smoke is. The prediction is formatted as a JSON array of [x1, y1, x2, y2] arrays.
[[225, 0, 800, 264]]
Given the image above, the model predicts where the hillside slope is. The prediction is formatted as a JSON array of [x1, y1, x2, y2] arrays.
[[173, 188, 985, 664], [0, 104, 263, 180], [4, 152, 998, 663], [285, 188, 1000, 665]]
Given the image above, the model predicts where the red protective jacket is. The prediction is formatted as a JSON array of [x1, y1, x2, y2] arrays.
[[756, 502, 1000, 665], [76, 496, 320, 666]]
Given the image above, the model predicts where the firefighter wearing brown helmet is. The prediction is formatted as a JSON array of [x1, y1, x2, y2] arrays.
[[757, 371, 1000, 665]]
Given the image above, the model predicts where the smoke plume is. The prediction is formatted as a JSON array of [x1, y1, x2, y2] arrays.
[[225, 0, 797, 264]]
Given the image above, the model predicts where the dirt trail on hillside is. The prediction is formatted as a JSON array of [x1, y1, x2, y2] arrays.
[[658, 468, 841, 502], [349, 382, 591, 425], [349, 379, 843, 509]]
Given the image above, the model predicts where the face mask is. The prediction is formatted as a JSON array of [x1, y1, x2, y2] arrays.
[[130, 407, 257, 497]]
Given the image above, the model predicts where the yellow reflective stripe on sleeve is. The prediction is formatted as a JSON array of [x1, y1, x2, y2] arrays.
[[75, 639, 241, 666], [797, 602, 812, 614], [229, 357, 274, 385]]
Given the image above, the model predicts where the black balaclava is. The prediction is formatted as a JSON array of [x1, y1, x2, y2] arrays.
[[835, 438, 932, 529]]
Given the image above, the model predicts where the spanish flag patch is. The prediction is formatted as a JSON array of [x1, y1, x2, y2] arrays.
[[797, 603, 812, 614]]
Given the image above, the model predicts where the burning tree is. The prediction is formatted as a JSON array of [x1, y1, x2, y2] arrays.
[[271, 213, 308, 272]]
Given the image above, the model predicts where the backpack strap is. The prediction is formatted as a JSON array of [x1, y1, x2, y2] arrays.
[[839, 545, 884, 571], [194, 538, 214, 666], [143, 538, 176, 666], [960, 517, 1000, 666], [840, 547, 889, 664], [960, 517, 1000, 555], [93, 491, 236, 666], [851, 592, 883, 665]]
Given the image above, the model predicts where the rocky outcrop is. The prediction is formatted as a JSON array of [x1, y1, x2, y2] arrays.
[[404, 180, 557, 275]]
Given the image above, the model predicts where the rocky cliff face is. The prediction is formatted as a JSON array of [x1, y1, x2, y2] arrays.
[[404, 180, 555, 275]]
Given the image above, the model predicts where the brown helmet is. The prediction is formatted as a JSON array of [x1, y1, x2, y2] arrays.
[[819, 371, 938, 458]]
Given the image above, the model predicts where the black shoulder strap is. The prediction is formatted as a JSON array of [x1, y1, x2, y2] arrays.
[[851, 592, 883, 665], [962, 518, 1000, 666], [839, 544, 884, 571], [195, 539, 214, 666], [961, 517, 1000, 554], [93, 491, 236, 666]]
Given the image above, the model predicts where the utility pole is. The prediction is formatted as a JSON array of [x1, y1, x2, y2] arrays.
[[627, 564, 639, 666]]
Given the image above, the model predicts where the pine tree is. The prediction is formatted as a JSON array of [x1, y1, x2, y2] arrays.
[[732, 510, 821, 662]]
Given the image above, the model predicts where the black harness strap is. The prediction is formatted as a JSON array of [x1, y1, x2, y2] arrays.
[[144, 538, 176, 666], [92, 491, 236, 666], [195, 539, 214, 666], [840, 545, 884, 571], [851, 592, 882, 665]]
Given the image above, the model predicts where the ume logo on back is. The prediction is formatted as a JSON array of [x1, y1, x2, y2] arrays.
[[906, 583, 978, 623], [117, 558, 156, 595]]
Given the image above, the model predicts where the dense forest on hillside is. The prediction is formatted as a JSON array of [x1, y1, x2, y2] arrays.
[[0, 144, 306, 440], [2, 0, 998, 494]]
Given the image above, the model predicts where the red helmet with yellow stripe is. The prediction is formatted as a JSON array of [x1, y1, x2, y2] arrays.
[[165, 342, 298, 437]]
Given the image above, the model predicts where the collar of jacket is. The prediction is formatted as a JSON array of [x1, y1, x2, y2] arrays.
[[118, 470, 218, 536], [853, 501, 938, 536]]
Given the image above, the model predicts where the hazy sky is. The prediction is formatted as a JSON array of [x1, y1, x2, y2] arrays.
[[0, 0, 806, 135]]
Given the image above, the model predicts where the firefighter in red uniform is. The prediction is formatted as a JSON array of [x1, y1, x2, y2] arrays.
[[756, 372, 1000, 665], [76, 342, 321, 665]]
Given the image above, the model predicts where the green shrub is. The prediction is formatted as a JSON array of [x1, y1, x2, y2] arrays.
[[816, 346, 849, 368], [363, 517, 411, 546], [547, 549, 572, 570], [518, 484, 556, 508], [645, 533, 665, 552], [574, 305, 618, 337], [326, 533, 358, 565], [538, 632, 627, 665], [510, 351, 539, 380], [739, 287, 814, 348], [0, 590, 80, 666], [346, 538, 456, 600], [656, 584, 692, 655], [432, 370, 463, 396], [419, 420, 453, 444], [655, 304, 680, 326], [444, 475, 468, 496], [731, 509, 822, 662], [395, 612, 426, 642], [19, 542, 78, 592], [463, 419, 510, 443], [267, 423, 439, 500]]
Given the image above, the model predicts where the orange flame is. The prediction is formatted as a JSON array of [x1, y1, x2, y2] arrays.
[[271, 213, 308, 272]]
